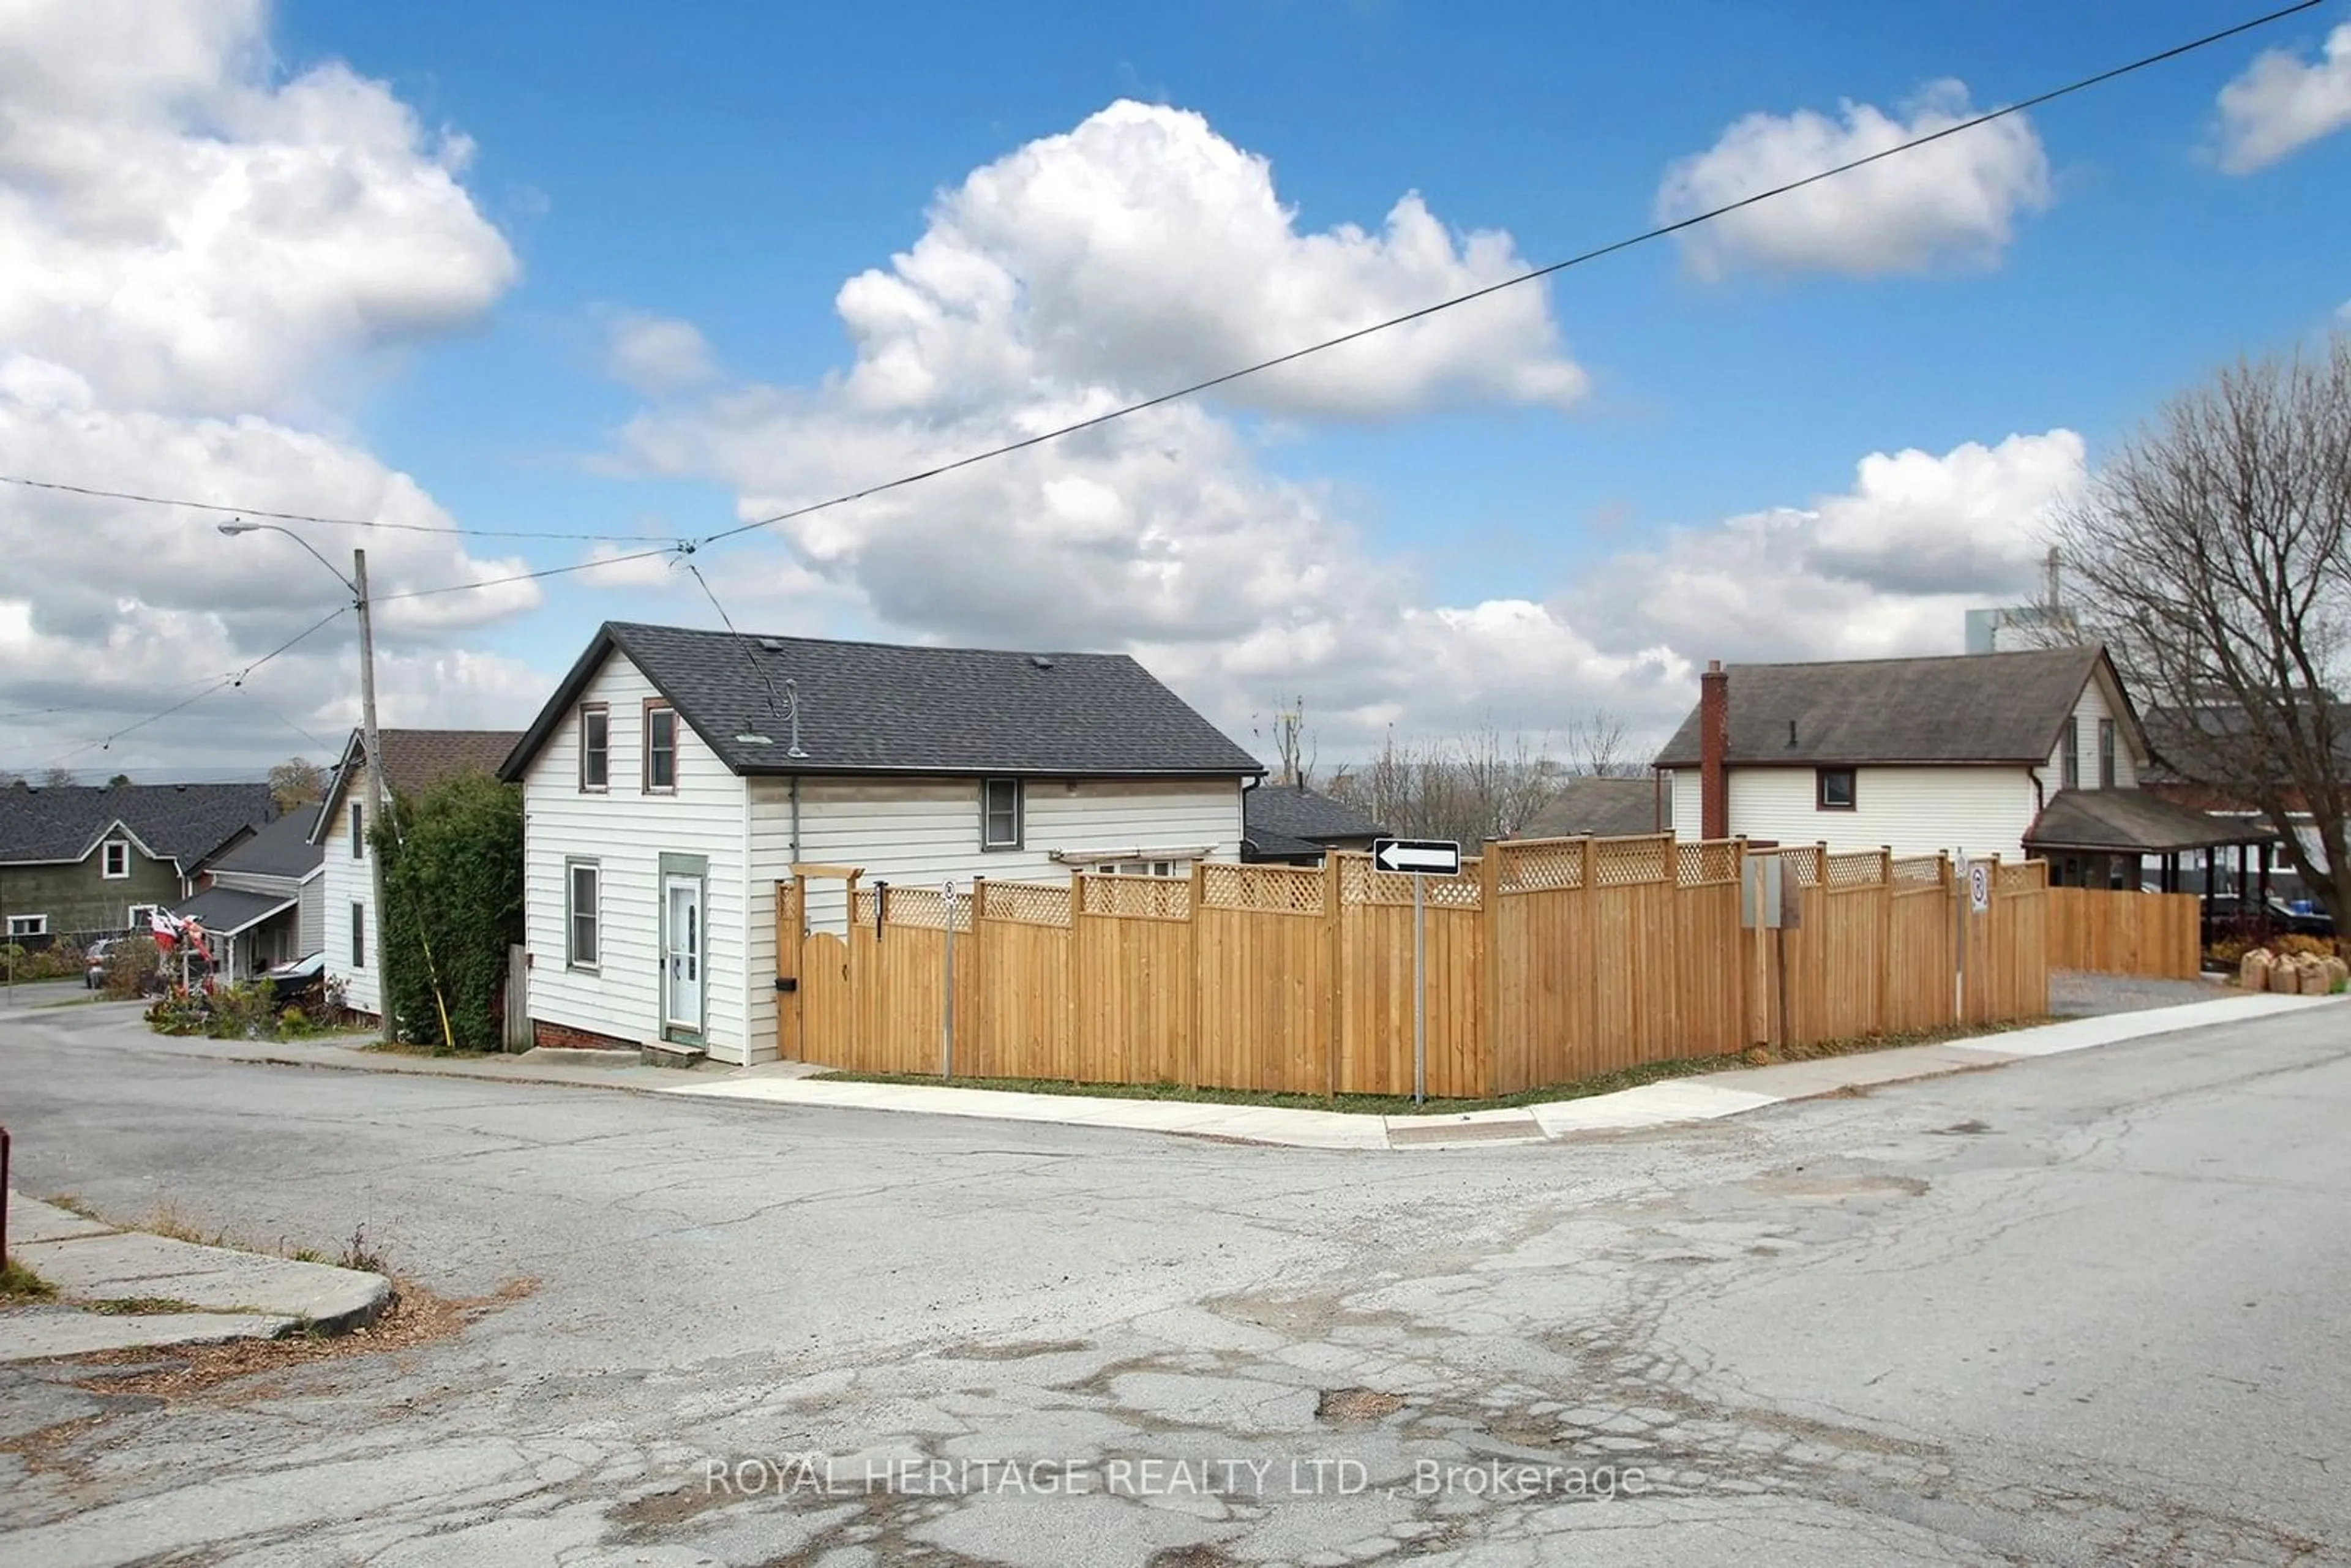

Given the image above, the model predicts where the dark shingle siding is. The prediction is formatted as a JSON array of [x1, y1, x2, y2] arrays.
[[1654, 647, 2104, 768], [0, 783, 273, 869], [509, 623, 1262, 780]]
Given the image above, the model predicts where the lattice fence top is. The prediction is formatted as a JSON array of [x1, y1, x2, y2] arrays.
[[978, 880, 1071, 929], [1825, 850, 1886, 890], [1769, 844, 1824, 887], [1494, 839, 1580, 892], [1675, 839, 1739, 887], [1201, 862, 1327, 916], [1591, 835, 1670, 888], [1078, 872, 1193, 921], [1891, 854, 1945, 884], [1336, 854, 1483, 908], [1997, 860, 2045, 892], [849, 884, 970, 932]]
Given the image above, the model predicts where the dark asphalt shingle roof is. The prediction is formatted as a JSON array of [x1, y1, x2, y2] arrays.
[[315, 728, 525, 841], [1242, 785, 1385, 858], [503, 622, 1264, 780], [2025, 789, 2275, 854], [1519, 777, 1660, 839], [174, 885, 298, 936], [0, 783, 273, 869], [210, 805, 324, 880], [1654, 647, 2109, 768]]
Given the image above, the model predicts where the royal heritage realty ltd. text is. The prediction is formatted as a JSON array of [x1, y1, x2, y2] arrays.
[[703, 1455, 1651, 1501]]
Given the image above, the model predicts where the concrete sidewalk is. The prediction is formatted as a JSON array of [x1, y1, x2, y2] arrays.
[[658, 990, 2347, 1151], [1, 1193, 392, 1364]]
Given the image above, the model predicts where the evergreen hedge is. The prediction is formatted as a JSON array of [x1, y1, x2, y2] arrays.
[[372, 770, 522, 1050]]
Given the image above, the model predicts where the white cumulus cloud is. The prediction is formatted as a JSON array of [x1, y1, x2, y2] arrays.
[[602, 310, 718, 394], [2214, 22, 2351, 173], [1657, 80, 2052, 279], [0, 1, 533, 775]]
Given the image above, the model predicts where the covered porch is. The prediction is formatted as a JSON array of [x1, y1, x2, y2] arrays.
[[174, 886, 300, 981], [2026, 789, 2281, 943]]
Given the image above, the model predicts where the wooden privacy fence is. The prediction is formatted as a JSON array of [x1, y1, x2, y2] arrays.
[[2044, 886, 2202, 980], [775, 837, 2050, 1099]]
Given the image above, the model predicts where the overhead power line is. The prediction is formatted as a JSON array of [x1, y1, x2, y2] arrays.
[[0, 473, 669, 546], [676, 0, 2322, 557]]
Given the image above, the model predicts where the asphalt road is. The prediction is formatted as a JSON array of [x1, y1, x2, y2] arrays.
[[2, 1001, 2346, 1567]]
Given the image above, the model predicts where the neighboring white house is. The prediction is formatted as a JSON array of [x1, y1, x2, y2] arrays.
[[497, 621, 1262, 1066], [310, 728, 525, 1020], [176, 805, 325, 978], [1652, 645, 2263, 887]]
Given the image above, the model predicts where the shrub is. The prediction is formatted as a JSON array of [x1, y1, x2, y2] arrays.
[[2271, 933, 2338, 960], [0, 941, 84, 982], [203, 981, 277, 1040], [103, 933, 165, 998], [373, 771, 522, 1051], [144, 988, 208, 1035]]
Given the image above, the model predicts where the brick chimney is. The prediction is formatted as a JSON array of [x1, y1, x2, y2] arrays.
[[1700, 659, 1730, 841]]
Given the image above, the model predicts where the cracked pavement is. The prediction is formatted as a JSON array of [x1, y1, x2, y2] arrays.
[[2, 1002, 2347, 1566]]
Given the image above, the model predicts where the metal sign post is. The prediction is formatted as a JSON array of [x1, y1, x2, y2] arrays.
[[1371, 838, 1461, 1106]]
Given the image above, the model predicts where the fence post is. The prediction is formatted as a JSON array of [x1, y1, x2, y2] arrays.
[[1187, 861, 1207, 1089], [1068, 870, 1087, 1083], [1582, 836, 1600, 1070], [940, 880, 956, 1079], [1319, 854, 1342, 1100], [1878, 847, 1893, 1034], [1477, 844, 1501, 1098], [969, 878, 986, 1077]]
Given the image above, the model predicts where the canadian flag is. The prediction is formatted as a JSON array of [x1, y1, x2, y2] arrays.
[[149, 907, 184, 950]]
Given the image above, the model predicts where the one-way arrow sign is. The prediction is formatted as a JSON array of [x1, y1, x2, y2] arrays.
[[1371, 837, 1461, 876]]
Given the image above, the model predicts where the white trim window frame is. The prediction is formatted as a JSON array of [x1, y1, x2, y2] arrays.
[[350, 901, 367, 969], [579, 703, 611, 792], [6, 913, 47, 938], [100, 838, 132, 879], [566, 858, 601, 970], [350, 800, 366, 860]]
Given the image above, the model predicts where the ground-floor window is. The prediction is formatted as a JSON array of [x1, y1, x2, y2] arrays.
[[568, 860, 601, 969], [6, 913, 47, 937], [350, 902, 366, 967], [127, 904, 159, 932]]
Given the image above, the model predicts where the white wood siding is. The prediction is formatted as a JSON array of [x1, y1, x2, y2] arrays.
[[1667, 770, 1699, 836], [298, 871, 324, 957], [320, 767, 377, 1013], [519, 653, 756, 1062], [1726, 765, 2041, 861], [2047, 668, 2139, 790], [746, 775, 1245, 1058]]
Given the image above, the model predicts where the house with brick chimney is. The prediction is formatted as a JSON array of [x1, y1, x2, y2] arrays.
[[1651, 645, 2270, 890]]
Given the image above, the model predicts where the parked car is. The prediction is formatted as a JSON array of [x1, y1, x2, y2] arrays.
[[84, 937, 114, 989], [261, 951, 326, 1008]]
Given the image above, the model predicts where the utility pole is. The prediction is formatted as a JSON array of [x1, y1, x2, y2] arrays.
[[354, 547, 392, 1045]]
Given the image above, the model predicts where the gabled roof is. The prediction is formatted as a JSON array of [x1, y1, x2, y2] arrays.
[[1654, 646, 2117, 768], [173, 885, 299, 937], [1242, 784, 1385, 858], [2025, 789, 2276, 854], [211, 804, 325, 880], [312, 729, 525, 843], [500, 621, 1264, 782], [0, 782, 274, 871], [1519, 776, 1659, 839]]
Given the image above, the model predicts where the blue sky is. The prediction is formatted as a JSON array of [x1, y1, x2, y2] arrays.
[[3, 0, 2347, 773]]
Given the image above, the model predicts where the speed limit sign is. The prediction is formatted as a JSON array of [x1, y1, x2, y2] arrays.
[[1967, 859, 1991, 914]]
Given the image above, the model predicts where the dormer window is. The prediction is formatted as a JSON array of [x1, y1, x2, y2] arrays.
[[100, 838, 130, 878], [2097, 719, 2116, 789]]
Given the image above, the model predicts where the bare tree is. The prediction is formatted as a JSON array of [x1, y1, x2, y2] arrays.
[[1327, 722, 1568, 844], [269, 756, 328, 814], [40, 767, 73, 788], [1560, 708, 1635, 778], [2052, 332, 2351, 924], [1252, 697, 1316, 789]]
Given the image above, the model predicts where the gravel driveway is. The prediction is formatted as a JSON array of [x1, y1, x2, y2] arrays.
[[2050, 967, 2233, 1016]]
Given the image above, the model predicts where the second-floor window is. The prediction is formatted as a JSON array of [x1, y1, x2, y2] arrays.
[[2061, 717, 2080, 790], [100, 838, 130, 878], [644, 704, 678, 792], [580, 703, 610, 791], [350, 801, 365, 858], [2098, 719, 2117, 789]]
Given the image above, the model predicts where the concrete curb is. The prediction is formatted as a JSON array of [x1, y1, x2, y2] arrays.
[[1, 1192, 394, 1364], [651, 991, 2348, 1151]]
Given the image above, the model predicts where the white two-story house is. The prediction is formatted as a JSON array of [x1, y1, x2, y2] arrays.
[[311, 728, 525, 1020], [496, 621, 1263, 1065], [1652, 644, 2263, 888]]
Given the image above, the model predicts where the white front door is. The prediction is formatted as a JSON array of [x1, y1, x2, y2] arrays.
[[664, 876, 702, 1032]]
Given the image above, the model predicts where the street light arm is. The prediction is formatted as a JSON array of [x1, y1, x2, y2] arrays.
[[219, 521, 358, 600]]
